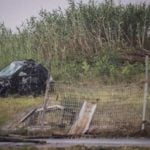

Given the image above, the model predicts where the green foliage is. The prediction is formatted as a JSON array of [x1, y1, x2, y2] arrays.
[[0, 0, 149, 81], [82, 61, 90, 74], [121, 63, 144, 80]]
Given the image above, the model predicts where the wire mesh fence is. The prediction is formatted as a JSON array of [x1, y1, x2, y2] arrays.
[[22, 81, 150, 136]]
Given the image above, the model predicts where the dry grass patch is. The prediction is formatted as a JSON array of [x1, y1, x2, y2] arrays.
[[0, 96, 43, 126]]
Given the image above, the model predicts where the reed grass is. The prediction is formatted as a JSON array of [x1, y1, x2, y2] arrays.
[[0, 0, 149, 81]]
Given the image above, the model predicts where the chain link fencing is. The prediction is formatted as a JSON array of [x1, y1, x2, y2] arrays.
[[23, 81, 150, 137]]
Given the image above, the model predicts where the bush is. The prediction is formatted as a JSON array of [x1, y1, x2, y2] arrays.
[[0, 0, 149, 82]]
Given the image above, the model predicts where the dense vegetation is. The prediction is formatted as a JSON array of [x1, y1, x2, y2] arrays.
[[0, 0, 150, 82]]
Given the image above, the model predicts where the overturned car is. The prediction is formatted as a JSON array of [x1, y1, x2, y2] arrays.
[[0, 60, 54, 97]]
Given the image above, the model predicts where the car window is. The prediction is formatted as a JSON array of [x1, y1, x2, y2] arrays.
[[0, 61, 24, 77]]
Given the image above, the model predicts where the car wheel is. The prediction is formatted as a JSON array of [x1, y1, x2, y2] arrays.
[[1, 88, 10, 97]]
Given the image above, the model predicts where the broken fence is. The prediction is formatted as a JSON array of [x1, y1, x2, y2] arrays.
[[20, 82, 150, 136]]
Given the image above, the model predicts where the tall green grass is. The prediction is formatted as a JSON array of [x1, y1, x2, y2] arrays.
[[0, 0, 149, 82]]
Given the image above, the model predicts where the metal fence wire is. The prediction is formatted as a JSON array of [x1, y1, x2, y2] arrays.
[[26, 82, 150, 136]]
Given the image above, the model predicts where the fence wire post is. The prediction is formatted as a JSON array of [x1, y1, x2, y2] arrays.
[[41, 76, 50, 128], [141, 55, 149, 130]]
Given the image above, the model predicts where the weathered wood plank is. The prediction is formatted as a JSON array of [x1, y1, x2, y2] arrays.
[[18, 105, 64, 124], [68, 101, 97, 135], [18, 108, 37, 123], [36, 105, 64, 112]]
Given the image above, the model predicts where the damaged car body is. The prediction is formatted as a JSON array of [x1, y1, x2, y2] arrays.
[[0, 60, 54, 97]]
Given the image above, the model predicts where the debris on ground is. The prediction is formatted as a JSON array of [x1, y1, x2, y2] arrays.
[[16, 100, 97, 136], [0, 135, 46, 144], [18, 105, 65, 126]]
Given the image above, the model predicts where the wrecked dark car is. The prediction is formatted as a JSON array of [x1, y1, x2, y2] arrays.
[[0, 60, 54, 97]]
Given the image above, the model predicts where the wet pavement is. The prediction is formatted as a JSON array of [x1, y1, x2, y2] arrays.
[[0, 138, 150, 148]]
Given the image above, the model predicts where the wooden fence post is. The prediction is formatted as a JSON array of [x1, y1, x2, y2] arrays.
[[141, 55, 149, 130], [41, 76, 51, 127]]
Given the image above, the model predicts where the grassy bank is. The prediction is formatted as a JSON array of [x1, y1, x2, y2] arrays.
[[0, 0, 150, 135], [0, 97, 43, 126]]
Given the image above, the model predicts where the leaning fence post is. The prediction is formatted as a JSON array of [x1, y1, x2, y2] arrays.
[[41, 76, 51, 127], [141, 55, 149, 130]]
